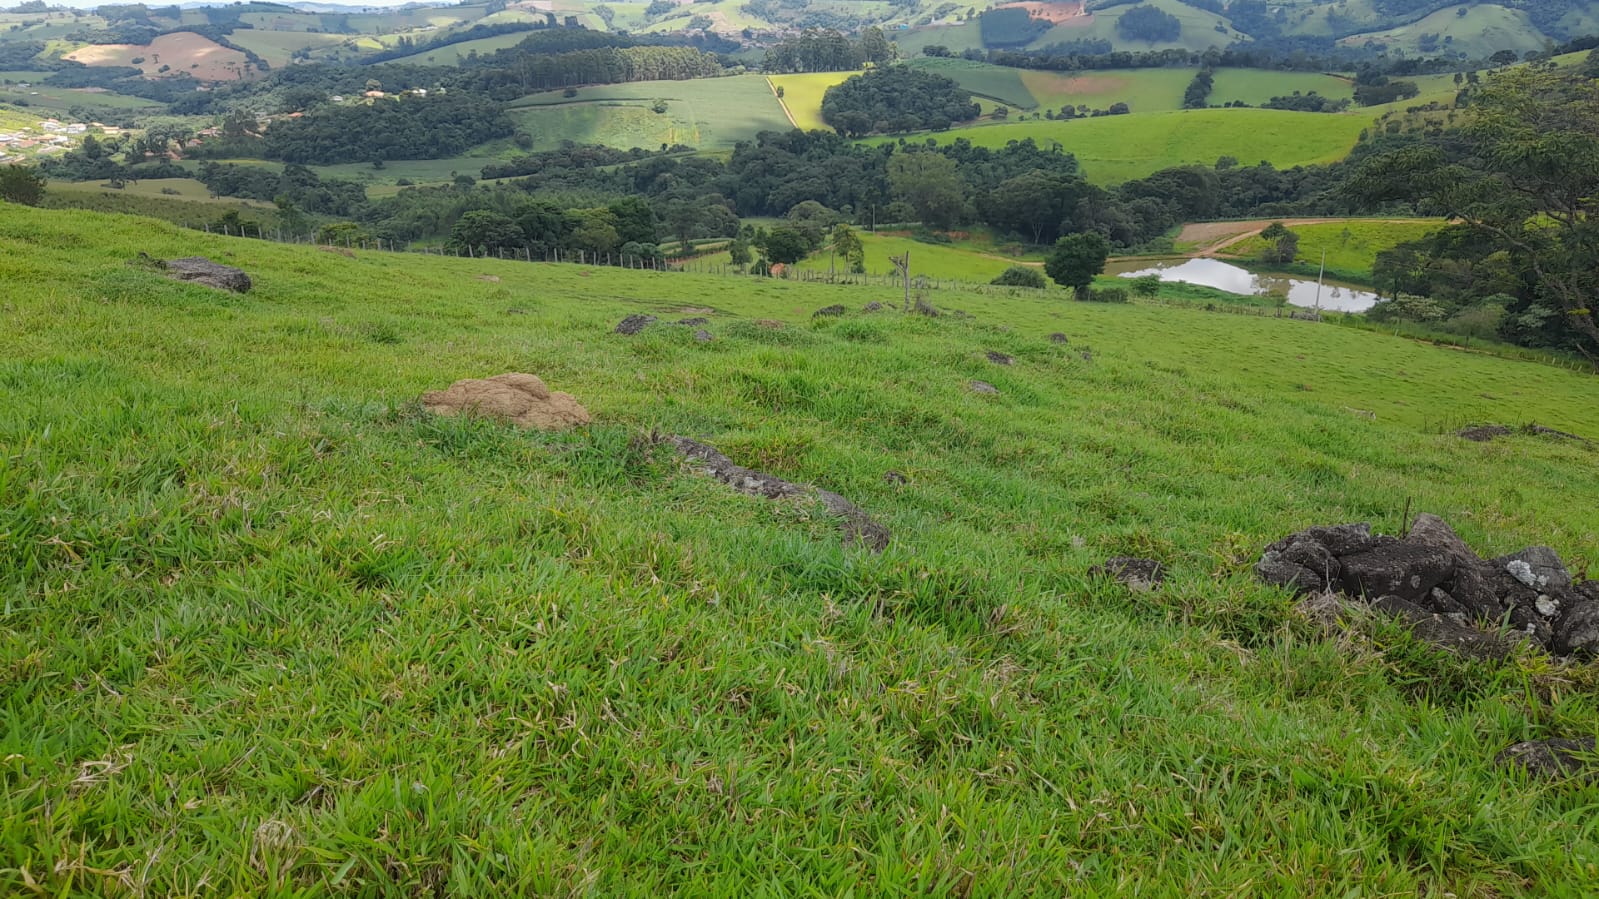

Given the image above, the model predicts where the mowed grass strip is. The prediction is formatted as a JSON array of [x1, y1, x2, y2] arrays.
[[899, 108, 1372, 183], [2, 205, 1599, 895], [508, 75, 791, 151]]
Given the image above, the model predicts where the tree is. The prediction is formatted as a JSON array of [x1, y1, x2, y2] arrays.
[[728, 237, 752, 271], [0, 164, 45, 206], [1116, 5, 1181, 42], [1046, 231, 1111, 300], [451, 210, 523, 255], [759, 227, 811, 265], [1129, 274, 1161, 298], [827, 223, 864, 276], [1258, 222, 1299, 263], [887, 151, 967, 230], [1344, 65, 1599, 360]]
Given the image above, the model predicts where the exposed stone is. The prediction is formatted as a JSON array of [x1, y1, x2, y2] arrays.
[[1496, 737, 1598, 780], [883, 470, 907, 486], [968, 380, 999, 395], [1302, 523, 1382, 557], [1406, 513, 1479, 566], [421, 373, 591, 431], [1369, 595, 1515, 661], [614, 314, 657, 335], [985, 350, 1014, 366], [1049, 332, 1068, 344], [1339, 543, 1456, 603], [812, 304, 846, 318], [1458, 424, 1512, 442], [1091, 557, 1165, 592], [1554, 600, 1599, 656], [1494, 546, 1572, 590], [664, 436, 889, 552], [755, 319, 785, 329], [912, 297, 939, 317], [166, 256, 251, 292], [1279, 538, 1340, 583], [862, 301, 884, 312], [676, 317, 709, 326], [1255, 554, 1326, 595], [693, 329, 713, 343], [1443, 565, 1510, 623]]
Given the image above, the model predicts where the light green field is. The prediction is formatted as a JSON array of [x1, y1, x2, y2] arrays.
[[1340, 4, 1547, 59], [509, 75, 792, 152], [0, 81, 161, 113], [769, 70, 855, 131], [1209, 69, 1355, 106], [890, 21, 990, 56], [47, 177, 273, 205], [905, 56, 1036, 107], [4, 203, 1599, 895], [40, 183, 274, 227], [382, 30, 543, 66], [1226, 218, 1448, 280], [226, 30, 355, 68], [886, 108, 1371, 183]]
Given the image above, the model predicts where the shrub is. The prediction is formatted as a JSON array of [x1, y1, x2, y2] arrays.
[[991, 265, 1046, 288], [1084, 287, 1128, 303]]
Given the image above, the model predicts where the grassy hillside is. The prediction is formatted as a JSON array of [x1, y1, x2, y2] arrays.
[[1030, 0, 1248, 51], [382, 30, 548, 66], [4, 204, 1599, 895], [885, 107, 1371, 183], [226, 30, 356, 67], [1208, 69, 1355, 106], [1226, 219, 1449, 281], [508, 75, 791, 152], [1339, 4, 1549, 58]]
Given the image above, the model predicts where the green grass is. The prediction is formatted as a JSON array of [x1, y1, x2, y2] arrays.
[[0, 80, 161, 113], [885, 107, 1371, 183], [1018, 67, 1193, 114], [42, 181, 274, 227], [1029, 0, 1247, 52], [226, 30, 356, 67], [508, 75, 792, 152], [1209, 68, 1355, 107], [769, 70, 855, 132], [381, 30, 545, 66], [1226, 219, 1448, 281], [4, 203, 1599, 895], [1339, 4, 1548, 59], [906, 56, 1036, 108]]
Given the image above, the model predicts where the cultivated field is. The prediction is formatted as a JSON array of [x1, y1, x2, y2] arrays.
[[509, 75, 791, 152], [3, 203, 1599, 894], [64, 31, 255, 81], [888, 107, 1371, 183], [226, 30, 357, 67]]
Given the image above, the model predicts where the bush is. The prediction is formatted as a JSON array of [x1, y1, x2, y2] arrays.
[[991, 265, 1046, 288], [1084, 287, 1128, 303]]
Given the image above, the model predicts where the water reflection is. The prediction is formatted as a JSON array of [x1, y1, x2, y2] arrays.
[[1109, 257, 1381, 312]]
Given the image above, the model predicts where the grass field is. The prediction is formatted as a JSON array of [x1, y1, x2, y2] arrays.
[[3, 203, 1599, 894], [1208, 69, 1355, 107], [1226, 219, 1448, 281], [40, 183, 275, 227], [887, 107, 1371, 183], [1020, 67, 1193, 114], [0, 79, 161, 114], [226, 30, 355, 67], [509, 75, 792, 152], [382, 30, 542, 66], [1339, 4, 1548, 59], [769, 70, 854, 131], [906, 57, 1036, 107]]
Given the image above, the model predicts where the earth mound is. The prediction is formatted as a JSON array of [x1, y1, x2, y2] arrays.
[[166, 257, 251, 293], [421, 373, 591, 431]]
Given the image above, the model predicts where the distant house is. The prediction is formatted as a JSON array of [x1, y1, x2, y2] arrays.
[[331, 95, 345, 102], [364, 90, 386, 98]]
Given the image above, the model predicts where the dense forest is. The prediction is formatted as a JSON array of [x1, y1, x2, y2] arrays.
[[820, 67, 980, 136], [260, 93, 513, 164]]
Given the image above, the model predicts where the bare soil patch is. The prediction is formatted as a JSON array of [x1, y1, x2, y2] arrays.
[[66, 32, 252, 81], [996, 1, 1088, 25]]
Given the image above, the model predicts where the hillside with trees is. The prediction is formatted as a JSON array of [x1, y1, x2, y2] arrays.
[[820, 66, 980, 137]]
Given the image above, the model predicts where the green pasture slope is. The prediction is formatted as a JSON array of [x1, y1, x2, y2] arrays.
[[891, 107, 1370, 183], [1229, 219, 1448, 281], [508, 75, 790, 152], [4, 203, 1599, 894]]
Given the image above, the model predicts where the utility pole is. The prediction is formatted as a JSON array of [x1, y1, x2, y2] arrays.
[[1313, 247, 1326, 315]]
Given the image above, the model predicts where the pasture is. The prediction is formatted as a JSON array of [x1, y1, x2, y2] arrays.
[[3, 203, 1599, 895], [509, 75, 791, 152]]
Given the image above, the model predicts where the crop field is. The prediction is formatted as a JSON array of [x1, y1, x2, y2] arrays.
[[1225, 219, 1448, 281], [887, 107, 1371, 183], [768, 71, 855, 131], [509, 75, 791, 152], [64, 32, 254, 81], [226, 30, 356, 67], [1020, 67, 1192, 113], [4, 203, 1599, 894], [382, 30, 544, 66], [1208, 69, 1355, 106]]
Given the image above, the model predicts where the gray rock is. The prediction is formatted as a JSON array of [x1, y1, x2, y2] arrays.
[[986, 350, 1014, 365], [693, 329, 713, 343], [614, 314, 657, 335], [1370, 595, 1515, 661], [812, 304, 846, 318], [1406, 513, 1479, 566], [676, 316, 709, 326], [1049, 332, 1068, 344], [862, 301, 884, 312], [1553, 599, 1599, 657], [1256, 553, 1327, 595], [166, 256, 251, 292], [665, 436, 889, 552], [1496, 737, 1598, 780], [1091, 557, 1165, 592], [1494, 546, 1572, 590], [1507, 605, 1553, 647], [1339, 543, 1457, 603], [969, 380, 999, 395], [913, 297, 939, 317], [1279, 538, 1340, 583], [1443, 565, 1509, 623], [1302, 522, 1381, 557], [1458, 424, 1512, 442]]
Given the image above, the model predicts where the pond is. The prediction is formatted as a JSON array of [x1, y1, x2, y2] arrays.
[[1107, 257, 1382, 312]]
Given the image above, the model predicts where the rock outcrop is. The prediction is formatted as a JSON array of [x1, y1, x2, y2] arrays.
[[421, 373, 591, 431]]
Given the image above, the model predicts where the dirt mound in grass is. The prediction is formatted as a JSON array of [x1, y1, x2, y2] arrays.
[[422, 373, 591, 431]]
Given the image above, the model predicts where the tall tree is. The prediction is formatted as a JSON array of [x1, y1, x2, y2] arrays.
[[887, 152, 967, 230], [0, 164, 45, 206], [1046, 231, 1111, 300], [1345, 65, 1599, 361]]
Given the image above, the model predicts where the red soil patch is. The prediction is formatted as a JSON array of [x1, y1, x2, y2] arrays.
[[66, 32, 254, 82], [996, 1, 1088, 24]]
